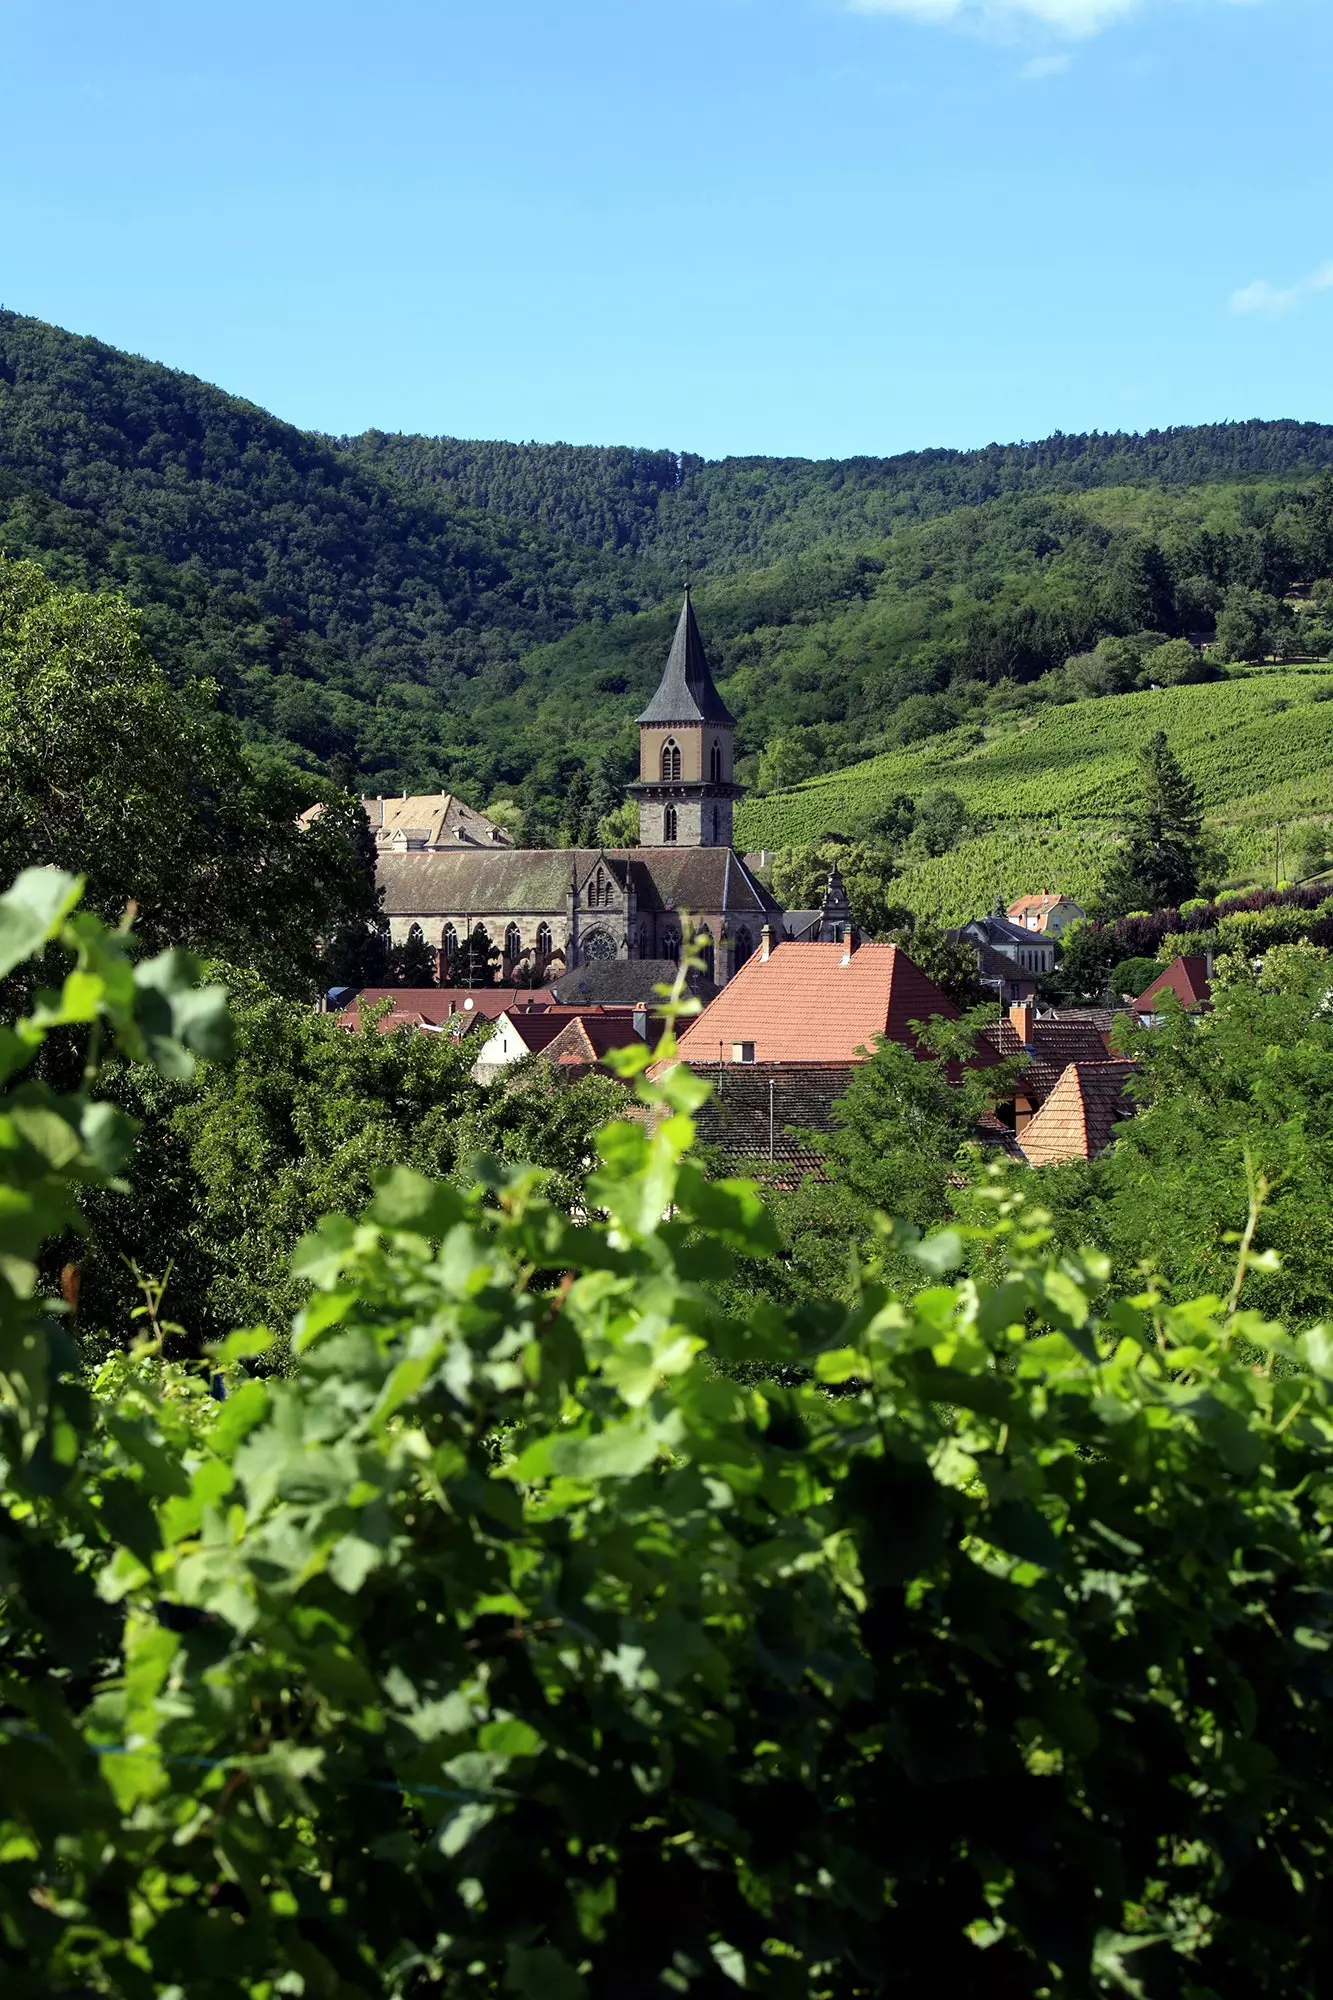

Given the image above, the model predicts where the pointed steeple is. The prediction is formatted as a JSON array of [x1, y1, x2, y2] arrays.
[[636, 589, 736, 727]]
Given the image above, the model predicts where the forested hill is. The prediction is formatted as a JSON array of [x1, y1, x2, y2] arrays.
[[349, 420, 1333, 571], [0, 309, 647, 764], [6, 306, 1333, 816]]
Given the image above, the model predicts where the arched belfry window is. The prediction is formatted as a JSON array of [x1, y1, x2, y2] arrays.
[[663, 804, 678, 844], [710, 739, 723, 783], [661, 737, 682, 783]]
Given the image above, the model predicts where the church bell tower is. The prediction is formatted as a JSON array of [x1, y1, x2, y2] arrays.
[[627, 589, 743, 847]]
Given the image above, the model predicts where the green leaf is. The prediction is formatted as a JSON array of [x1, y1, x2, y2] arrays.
[[505, 1944, 588, 2000], [0, 868, 82, 980], [369, 1166, 467, 1236]]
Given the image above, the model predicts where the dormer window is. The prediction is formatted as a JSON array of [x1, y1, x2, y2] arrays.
[[661, 738, 682, 782]]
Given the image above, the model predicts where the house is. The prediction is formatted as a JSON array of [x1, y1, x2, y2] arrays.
[[334, 986, 557, 1035], [1133, 956, 1212, 1022], [1019, 1060, 1139, 1167], [300, 793, 512, 850], [952, 908, 1056, 1004], [982, 1005, 1119, 1136], [1006, 892, 1086, 936], [539, 1014, 652, 1075], [471, 1006, 653, 1081], [663, 934, 1007, 1165]]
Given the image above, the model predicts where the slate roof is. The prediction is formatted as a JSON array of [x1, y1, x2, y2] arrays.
[[378, 847, 780, 920], [960, 914, 1045, 953], [1020, 1060, 1139, 1167], [552, 961, 718, 1006], [670, 941, 1002, 1067], [1134, 956, 1212, 1013], [636, 590, 736, 727]]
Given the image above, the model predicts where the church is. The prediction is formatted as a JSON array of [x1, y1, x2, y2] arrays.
[[380, 591, 785, 987]]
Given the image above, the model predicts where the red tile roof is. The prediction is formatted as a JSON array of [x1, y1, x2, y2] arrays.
[[336, 986, 560, 1032], [1020, 1060, 1139, 1167], [671, 941, 990, 1067], [982, 1016, 1112, 1100], [1134, 956, 1212, 1013], [541, 1016, 649, 1065]]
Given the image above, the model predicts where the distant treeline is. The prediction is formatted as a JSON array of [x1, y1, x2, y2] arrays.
[[348, 420, 1333, 570]]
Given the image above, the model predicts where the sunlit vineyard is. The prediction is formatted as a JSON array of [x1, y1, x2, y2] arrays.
[[736, 670, 1333, 921]]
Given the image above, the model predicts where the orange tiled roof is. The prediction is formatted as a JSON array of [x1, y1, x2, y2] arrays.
[[542, 1016, 649, 1065], [1134, 956, 1212, 1013], [1020, 1060, 1139, 1167], [671, 941, 984, 1067]]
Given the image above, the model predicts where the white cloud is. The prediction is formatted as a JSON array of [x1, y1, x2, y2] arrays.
[[849, 0, 1263, 41], [1230, 262, 1333, 319], [849, 0, 1142, 35], [1020, 50, 1073, 74]]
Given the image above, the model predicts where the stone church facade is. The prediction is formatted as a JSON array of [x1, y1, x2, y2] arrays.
[[380, 592, 783, 987]]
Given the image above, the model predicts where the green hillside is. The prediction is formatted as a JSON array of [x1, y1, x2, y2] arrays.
[[7, 308, 1333, 835], [736, 670, 1333, 923]]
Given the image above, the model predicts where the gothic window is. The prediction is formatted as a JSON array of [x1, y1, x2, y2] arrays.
[[581, 927, 616, 964], [711, 806, 720, 844], [661, 737, 682, 782], [536, 922, 553, 965], [734, 925, 754, 969], [442, 923, 458, 961], [637, 923, 649, 959], [505, 923, 522, 964], [697, 927, 714, 979], [664, 804, 678, 844], [662, 930, 680, 963], [710, 739, 723, 783]]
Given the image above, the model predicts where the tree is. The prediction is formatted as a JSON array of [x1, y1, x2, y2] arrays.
[[595, 800, 640, 847], [1215, 587, 1287, 664], [449, 922, 501, 987], [914, 787, 969, 857], [889, 915, 987, 1005], [818, 1011, 1017, 1225], [387, 924, 437, 987], [1146, 637, 1210, 686], [770, 836, 912, 940], [757, 731, 819, 794], [1047, 917, 1119, 1003], [0, 558, 375, 995], [1107, 954, 1162, 999], [1097, 730, 1209, 916]]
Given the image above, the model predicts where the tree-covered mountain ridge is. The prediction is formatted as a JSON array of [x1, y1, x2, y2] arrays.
[[349, 419, 1333, 570], [4, 306, 1333, 822]]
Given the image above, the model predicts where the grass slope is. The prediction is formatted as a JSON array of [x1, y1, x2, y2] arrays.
[[736, 671, 1333, 923]]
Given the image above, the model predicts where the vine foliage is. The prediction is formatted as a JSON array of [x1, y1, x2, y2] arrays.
[[2, 869, 1333, 1996]]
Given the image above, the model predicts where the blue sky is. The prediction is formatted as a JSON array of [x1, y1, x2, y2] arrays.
[[2, 0, 1329, 458]]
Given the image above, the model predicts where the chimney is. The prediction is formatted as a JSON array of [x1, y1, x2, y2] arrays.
[[760, 923, 774, 962], [632, 1007, 648, 1040], [1009, 1001, 1035, 1045]]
